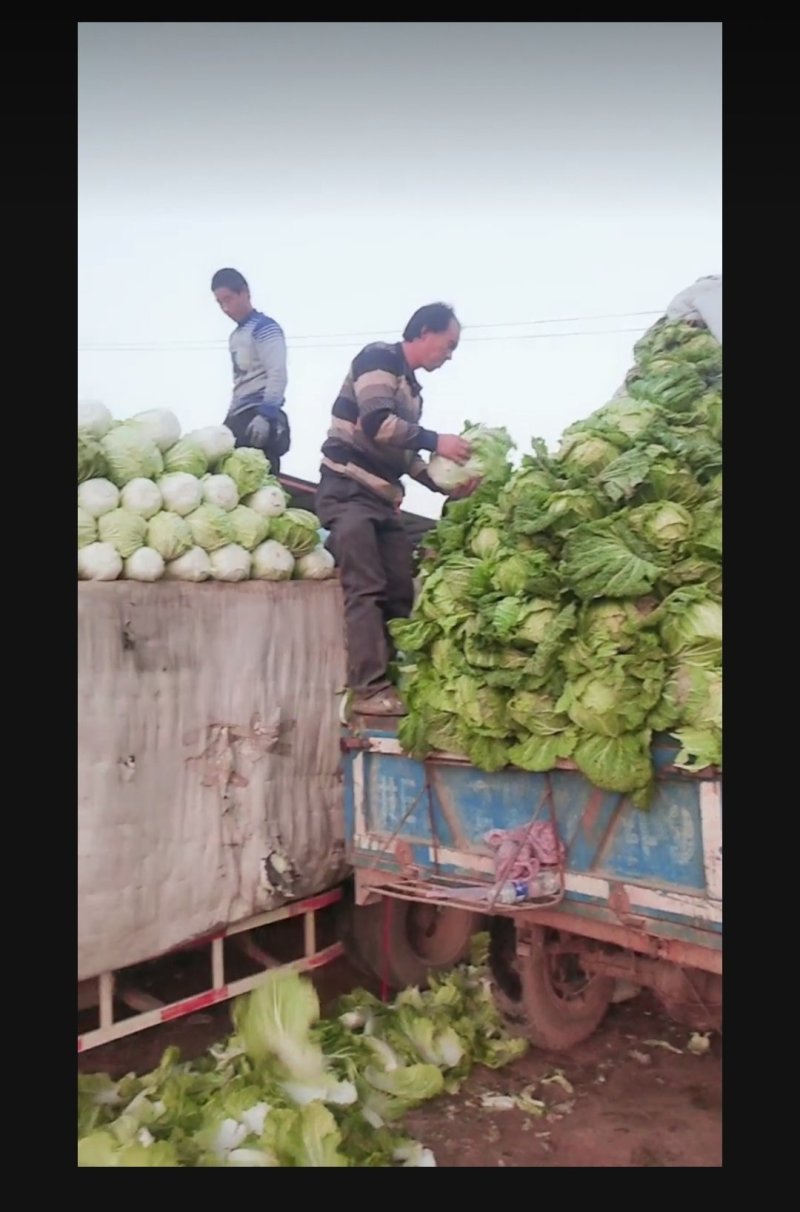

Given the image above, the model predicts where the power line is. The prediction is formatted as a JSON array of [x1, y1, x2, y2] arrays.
[[453, 326, 647, 344], [78, 326, 648, 354], [288, 309, 662, 340], [78, 309, 661, 352]]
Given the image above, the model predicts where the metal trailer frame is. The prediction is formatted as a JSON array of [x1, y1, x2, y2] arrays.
[[78, 888, 343, 1054], [342, 732, 722, 1036]]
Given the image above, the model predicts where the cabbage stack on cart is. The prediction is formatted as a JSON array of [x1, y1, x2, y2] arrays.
[[342, 279, 723, 1050]]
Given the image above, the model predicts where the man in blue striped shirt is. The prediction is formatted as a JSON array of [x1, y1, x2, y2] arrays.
[[211, 268, 291, 474]]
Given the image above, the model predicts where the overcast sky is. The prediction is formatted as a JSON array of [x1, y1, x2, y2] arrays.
[[78, 21, 722, 516]]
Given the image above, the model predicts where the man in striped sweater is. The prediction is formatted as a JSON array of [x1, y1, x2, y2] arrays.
[[317, 302, 478, 717], [211, 268, 291, 475]]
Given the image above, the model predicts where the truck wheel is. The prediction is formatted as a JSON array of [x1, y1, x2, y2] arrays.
[[344, 897, 481, 990], [489, 917, 614, 1051], [337, 890, 381, 980]]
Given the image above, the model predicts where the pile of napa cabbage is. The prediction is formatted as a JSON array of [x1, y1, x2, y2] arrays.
[[391, 318, 722, 806]]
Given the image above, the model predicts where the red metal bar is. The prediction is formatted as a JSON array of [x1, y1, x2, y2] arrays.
[[77, 893, 345, 1054], [150, 887, 343, 957], [282, 888, 342, 918], [161, 987, 230, 1022], [306, 942, 345, 971]]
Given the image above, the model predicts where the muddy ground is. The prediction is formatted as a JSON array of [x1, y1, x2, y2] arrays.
[[404, 993, 721, 1168], [78, 955, 721, 1167]]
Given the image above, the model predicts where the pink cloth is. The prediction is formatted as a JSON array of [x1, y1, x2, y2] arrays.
[[485, 821, 564, 883]]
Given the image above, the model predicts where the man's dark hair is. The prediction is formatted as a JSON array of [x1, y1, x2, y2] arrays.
[[211, 267, 249, 294], [403, 302, 458, 342]]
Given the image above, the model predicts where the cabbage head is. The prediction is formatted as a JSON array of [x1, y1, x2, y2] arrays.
[[252, 540, 295, 581], [269, 509, 321, 557], [186, 503, 235, 552], [164, 547, 212, 582], [78, 507, 97, 549], [203, 474, 239, 512], [97, 508, 148, 558], [162, 439, 209, 478], [78, 432, 107, 483], [147, 511, 194, 561], [427, 424, 515, 492], [101, 425, 164, 486], [228, 505, 269, 551], [78, 478, 120, 518], [294, 546, 335, 580], [78, 543, 123, 581], [129, 409, 181, 452], [218, 448, 270, 496], [209, 544, 252, 582]]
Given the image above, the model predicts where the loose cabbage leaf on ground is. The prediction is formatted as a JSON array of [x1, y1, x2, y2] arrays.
[[78, 944, 526, 1167]]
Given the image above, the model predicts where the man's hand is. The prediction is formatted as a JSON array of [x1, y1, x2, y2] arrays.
[[246, 414, 273, 448], [448, 477, 482, 500], [436, 434, 472, 464]]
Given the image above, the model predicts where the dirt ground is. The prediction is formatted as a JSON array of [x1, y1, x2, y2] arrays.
[[404, 993, 721, 1168], [78, 958, 721, 1168]]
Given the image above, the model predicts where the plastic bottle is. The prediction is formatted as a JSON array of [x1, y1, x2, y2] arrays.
[[495, 880, 530, 905]]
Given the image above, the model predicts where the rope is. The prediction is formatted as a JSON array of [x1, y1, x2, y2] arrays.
[[380, 896, 393, 1004]]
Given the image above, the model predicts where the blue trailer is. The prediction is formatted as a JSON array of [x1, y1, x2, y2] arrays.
[[341, 726, 721, 1050]]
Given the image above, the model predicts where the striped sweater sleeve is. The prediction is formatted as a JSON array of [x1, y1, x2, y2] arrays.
[[353, 346, 438, 453], [253, 317, 288, 418], [409, 457, 445, 493]]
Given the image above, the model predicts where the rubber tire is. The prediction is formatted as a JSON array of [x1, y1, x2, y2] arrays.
[[344, 898, 482, 990], [489, 918, 614, 1052], [337, 891, 382, 981]]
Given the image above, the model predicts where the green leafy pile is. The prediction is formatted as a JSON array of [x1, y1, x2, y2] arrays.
[[78, 938, 526, 1167], [391, 318, 722, 806]]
